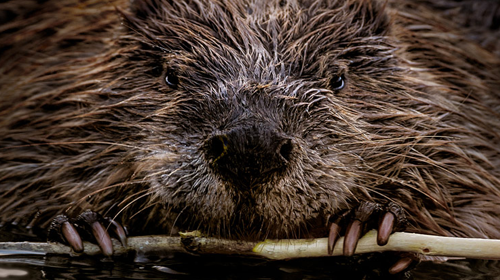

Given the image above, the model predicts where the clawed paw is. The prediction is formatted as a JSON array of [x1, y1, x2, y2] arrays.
[[48, 210, 127, 256], [328, 201, 411, 274]]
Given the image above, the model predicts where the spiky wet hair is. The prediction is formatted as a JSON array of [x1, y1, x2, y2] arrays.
[[0, 0, 499, 240]]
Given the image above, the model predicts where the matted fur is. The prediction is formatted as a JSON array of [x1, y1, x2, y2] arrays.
[[0, 0, 499, 241]]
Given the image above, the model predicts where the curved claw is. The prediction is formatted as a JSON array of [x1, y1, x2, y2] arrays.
[[90, 221, 113, 257], [106, 218, 128, 247], [328, 222, 340, 255], [343, 219, 362, 256], [342, 201, 380, 256], [61, 221, 84, 253], [49, 210, 128, 256], [388, 257, 413, 274], [377, 212, 395, 246]]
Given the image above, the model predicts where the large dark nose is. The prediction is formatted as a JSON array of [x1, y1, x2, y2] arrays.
[[204, 126, 295, 187]]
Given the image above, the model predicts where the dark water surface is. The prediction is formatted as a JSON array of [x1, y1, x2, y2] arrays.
[[1, 228, 499, 280], [1, 253, 500, 280]]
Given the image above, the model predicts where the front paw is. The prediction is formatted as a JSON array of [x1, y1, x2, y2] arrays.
[[328, 201, 411, 274], [48, 210, 127, 256]]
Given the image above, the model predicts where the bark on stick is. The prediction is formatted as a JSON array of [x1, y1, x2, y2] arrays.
[[1, 230, 499, 260]]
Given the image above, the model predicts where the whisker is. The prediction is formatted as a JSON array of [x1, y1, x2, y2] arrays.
[[117, 189, 150, 208], [129, 202, 159, 220], [171, 205, 188, 236], [73, 179, 145, 208], [112, 191, 154, 222], [1, 141, 150, 151], [143, 164, 186, 181]]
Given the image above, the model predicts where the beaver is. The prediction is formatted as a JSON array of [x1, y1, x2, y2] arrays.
[[0, 0, 499, 275]]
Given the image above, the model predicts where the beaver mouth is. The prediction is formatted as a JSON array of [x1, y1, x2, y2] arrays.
[[173, 199, 407, 262]]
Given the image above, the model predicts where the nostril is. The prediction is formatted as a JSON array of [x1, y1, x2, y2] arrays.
[[278, 139, 294, 162], [206, 129, 294, 185], [207, 135, 229, 163]]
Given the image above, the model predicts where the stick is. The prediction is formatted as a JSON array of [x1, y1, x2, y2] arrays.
[[254, 230, 500, 260], [1, 230, 499, 260]]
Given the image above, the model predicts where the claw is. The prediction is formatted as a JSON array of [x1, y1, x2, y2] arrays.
[[49, 210, 127, 256], [377, 212, 395, 246], [388, 257, 413, 274], [343, 219, 362, 256], [90, 221, 113, 257], [106, 218, 128, 247], [328, 222, 340, 255], [386, 202, 408, 232], [61, 221, 84, 253], [342, 201, 380, 256]]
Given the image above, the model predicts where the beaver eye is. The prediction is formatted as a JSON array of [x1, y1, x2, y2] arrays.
[[329, 75, 345, 90], [164, 70, 179, 88]]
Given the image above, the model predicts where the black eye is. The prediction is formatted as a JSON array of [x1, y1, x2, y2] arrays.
[[329, 75, 345, 90], [164, 70, 179, 88]]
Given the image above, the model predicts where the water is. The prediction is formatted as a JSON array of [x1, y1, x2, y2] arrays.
[[1, 252, 500, 280], [1, 227, 500, 280]]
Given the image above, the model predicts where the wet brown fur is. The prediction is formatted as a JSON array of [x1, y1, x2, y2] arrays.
[[0, 0, 499, 241]]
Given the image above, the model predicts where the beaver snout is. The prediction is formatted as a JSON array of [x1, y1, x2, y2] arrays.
[[204, 125, 295, 187]]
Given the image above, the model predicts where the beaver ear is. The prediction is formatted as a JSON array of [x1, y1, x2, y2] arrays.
[[121, 0, 158, 31], [123, 0, 200, 51], [298, 0, 390, 36], [128, 0, 170, 21], [123, 0, 168, 27], [349, 0, 391, 36]]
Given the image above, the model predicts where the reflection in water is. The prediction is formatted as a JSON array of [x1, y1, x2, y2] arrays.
[[0, 268, 28, 277], [1, 253, 500, 280]]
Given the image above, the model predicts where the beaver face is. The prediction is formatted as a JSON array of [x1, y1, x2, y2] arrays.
[[124, 0, 402, 239]]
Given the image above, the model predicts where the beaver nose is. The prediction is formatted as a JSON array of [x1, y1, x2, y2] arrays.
[[205, 126, 294, 186]]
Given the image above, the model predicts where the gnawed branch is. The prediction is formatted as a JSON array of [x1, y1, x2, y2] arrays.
[[1, 230, 500, 260]]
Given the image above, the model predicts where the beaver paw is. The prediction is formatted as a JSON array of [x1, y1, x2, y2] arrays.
[[328, 201, 411, 274], [48, 210, 127, 256]]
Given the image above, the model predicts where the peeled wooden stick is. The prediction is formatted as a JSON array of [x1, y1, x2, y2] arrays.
[[1, 230, 500, 260], [254, 230, 500, 260]]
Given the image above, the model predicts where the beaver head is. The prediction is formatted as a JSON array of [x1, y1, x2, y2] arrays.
[[122, 0, 403, 239]]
